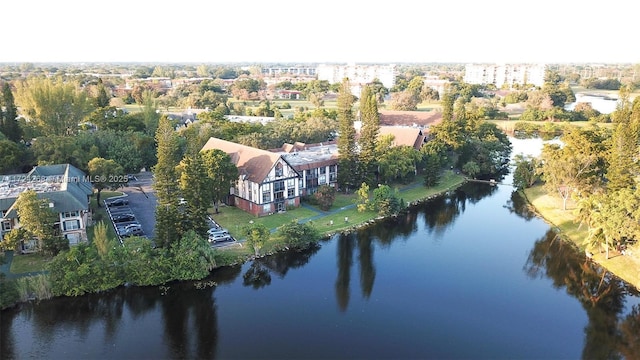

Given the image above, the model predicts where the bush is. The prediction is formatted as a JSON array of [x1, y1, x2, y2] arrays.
[[275, 221, 321, 249], [0, 275, 20, 310]]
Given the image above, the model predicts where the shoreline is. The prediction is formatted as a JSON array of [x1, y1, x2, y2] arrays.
[[214, 176, 469, 265], [521, 186, 640, 291], [1, 175, 469, 309]]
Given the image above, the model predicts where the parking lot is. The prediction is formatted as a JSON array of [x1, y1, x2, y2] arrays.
[[103, 172, 157, 243], [103, 172, 239, 248]]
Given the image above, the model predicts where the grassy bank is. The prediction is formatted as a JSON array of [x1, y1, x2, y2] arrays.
[[522, 185, 640, 289], [211, 171, 466, 259]]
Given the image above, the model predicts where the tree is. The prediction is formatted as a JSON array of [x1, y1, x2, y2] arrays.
[[358, 85, 380, 185], [87, 157, 126, 207], [1, 83, 23, 142], [178, 152, 212, 237], [0, 140, 25, 173], [169, 231, 217, 280], [14, 190, 60, 254], [95, 78, 110, 108], [141, 91, 160, 136], [336, 78, 358, 193], [423, 152, 441, 187], [201, 149, 238, 214], [14, 76, 92, 136], [372, 185, 403, 217], [275, 221, 320, 249], [462, 161, 481, 178], [243, 223, 270, 256], [314, 185, 336, 211], [356, 182, 371, 212], [538, 127, 608, 210], [512, 154, 540, 190], [153, 116, 182, 248], [92, 222, 111, 260]]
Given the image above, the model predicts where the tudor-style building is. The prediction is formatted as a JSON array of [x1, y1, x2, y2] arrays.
[[201, 138, 301, 216]]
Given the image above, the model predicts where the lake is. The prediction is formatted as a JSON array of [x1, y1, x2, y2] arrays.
[[2, 138, 640, 359], [565, 93, 620, 114]]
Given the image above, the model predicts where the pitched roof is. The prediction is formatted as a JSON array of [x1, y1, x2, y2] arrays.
[[201, 138, 282, 183], [378, 126, 427, 150]]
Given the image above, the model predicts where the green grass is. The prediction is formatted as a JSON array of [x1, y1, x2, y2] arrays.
[[87, 191, 124, 243], [522, 184, 640, 290], [10, 253, 51, 273], [209, 205, 319, 238], [213, 171, 466, 243]]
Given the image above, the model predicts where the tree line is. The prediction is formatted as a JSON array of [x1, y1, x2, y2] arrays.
[[513, 86, 640, 258]]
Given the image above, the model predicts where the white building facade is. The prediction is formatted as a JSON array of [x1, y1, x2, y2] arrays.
[[464, 64, 546, 87]]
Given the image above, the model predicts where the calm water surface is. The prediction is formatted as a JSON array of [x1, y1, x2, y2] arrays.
[[2, 138, 640, 359]]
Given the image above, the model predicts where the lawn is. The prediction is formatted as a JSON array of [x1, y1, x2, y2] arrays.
[[212, 171, 466, 242], [10, 253, 51, 274], [522, 184, 640, 290], [209, 204, 320, 237]]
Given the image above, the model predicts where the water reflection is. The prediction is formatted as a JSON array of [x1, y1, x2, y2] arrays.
[[504, 190, 537, 221], [6, 176, 640, 358], [1, 265, 242, 359], [524, 229, 640, 359], [242, 243, 321, 289], [335, 234, 355, 311]]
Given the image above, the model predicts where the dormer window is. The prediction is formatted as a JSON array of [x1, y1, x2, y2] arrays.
[[275, 163, 283, 177]]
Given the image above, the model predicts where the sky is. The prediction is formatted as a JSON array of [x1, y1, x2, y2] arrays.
[[3, 0, 638, 64]]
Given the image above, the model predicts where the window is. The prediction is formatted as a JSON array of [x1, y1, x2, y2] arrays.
[[262, 185, 271, 203], [2, 221, 11, 232], [319, 175, 326, 184], [275, 163, 283, 177], [263, 204, 271, 213], [319, 166, 326, 174], [288, 187, 295, 198], [63, 220, 80, 231], [62, 211, 79, 218], [274, 181, 285, 192]]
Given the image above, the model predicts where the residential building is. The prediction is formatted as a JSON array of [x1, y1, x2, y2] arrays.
[[0, 164, 94, 250], [272, 141, 339, 196], [261, 66, 317, 77], [464, 64, 546, 87], [201, 138, 301, 216], [316, 63, 396, 97]]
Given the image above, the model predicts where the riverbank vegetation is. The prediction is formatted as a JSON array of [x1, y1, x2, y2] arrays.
[[515, 85, 640, 289], [4, 63, 635, 309]]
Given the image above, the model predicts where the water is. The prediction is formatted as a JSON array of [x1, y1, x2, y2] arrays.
[[2, 138, 640, 359], [565, 93, 620, 114]]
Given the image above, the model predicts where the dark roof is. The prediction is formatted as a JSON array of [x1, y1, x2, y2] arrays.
[[1, 164, 93, 218]]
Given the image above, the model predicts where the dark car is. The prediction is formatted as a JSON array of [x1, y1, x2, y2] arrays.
[[112, 214, 136, 223], [105, 198, 129, 207]]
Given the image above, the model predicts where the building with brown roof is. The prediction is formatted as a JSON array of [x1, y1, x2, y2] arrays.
[[377, 126, 428, 151], [201, 138, 301, 216]]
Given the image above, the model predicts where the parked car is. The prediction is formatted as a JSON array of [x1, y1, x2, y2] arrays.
[[207, 228, 228, 236], [117, 223, 143, 237], [105, 198, 128, 207], [112, 213, 136, 223], [209, 233, 233, 243]]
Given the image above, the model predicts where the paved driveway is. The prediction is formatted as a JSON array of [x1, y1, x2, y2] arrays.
[[118, 172, 157, 239]]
